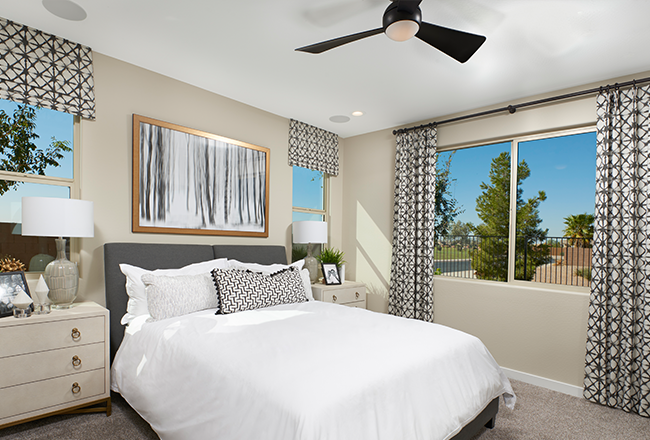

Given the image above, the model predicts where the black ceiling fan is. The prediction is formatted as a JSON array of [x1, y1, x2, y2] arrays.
[[295, 0, 486, 63]]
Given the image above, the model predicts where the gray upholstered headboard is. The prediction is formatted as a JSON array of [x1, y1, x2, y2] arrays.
[[104, 242, 287, 362]]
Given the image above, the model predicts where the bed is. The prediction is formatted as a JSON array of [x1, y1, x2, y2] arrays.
[[104, 242, 515, 440]]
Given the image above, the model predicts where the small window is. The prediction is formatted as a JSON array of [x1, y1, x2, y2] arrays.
[[0, 99, 75, 272], [291, 165, 328, 261]]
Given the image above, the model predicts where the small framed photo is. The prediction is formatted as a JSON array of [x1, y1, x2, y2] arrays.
[[322, 263, 342, 285], [0, 272, 32, 318]]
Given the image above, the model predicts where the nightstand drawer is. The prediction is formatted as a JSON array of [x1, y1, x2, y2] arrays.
[[0, 316, 105, 358], [322, 287, 364, 305], [0, 343, 105, 389], [344, 300, 366, 309], [0, 368, 105, 421]]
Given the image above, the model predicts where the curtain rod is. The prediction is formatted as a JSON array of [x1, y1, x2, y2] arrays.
[[393, 75, 650, 135]]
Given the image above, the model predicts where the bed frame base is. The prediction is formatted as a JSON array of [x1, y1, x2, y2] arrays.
[[450, 397, 499, 440]]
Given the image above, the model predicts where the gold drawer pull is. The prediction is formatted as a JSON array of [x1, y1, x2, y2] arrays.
[[71, 328, 81, 341], [332, 295, 337, 303], [355, 291, 360, 299], [72, 355, 82, 368], [71, 382, 81, 394]]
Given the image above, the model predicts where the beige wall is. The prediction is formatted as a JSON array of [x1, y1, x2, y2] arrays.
[[342, 70, 650, 388], [77, 53, 344, 306]]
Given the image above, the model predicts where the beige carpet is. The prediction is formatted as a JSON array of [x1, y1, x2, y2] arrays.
[[2, 380, 649, 439]]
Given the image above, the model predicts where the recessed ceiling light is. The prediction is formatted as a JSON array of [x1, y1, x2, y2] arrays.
[[42, 0, 87, 21], [329, 115, 350, 123], [352, 111, 364, 117]]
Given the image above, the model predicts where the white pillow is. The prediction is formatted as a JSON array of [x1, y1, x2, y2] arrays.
[[142, 273, 218, 321], [227, 258, 304, 274], [119, 257, 229, 325], [227, 259, 313, 301]]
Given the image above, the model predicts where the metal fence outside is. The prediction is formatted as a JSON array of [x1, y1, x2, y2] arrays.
[[434, 235, 592, 287]]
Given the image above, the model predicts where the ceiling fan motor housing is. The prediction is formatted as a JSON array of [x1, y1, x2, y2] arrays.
[[383, 3, 422, 41]]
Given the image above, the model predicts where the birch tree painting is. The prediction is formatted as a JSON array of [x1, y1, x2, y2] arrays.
[[133, 115, 269, 236]]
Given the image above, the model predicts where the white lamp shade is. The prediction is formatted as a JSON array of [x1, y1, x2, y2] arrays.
[[21, 197, 94, 238], [292, 221, 327, 244]]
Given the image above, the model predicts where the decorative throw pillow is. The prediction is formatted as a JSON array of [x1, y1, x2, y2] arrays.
[[120, 258, 229, 325], [227, 259, 313, 301], [212, 266, 307, 314], [142, 273, 219, 321]]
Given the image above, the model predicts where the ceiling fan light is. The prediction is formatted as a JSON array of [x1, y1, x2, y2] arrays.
[[385, 20, 419, 42]]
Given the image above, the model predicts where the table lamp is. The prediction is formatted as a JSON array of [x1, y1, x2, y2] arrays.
[[21, 197, 94, 309], [292, 221, 327, 283]]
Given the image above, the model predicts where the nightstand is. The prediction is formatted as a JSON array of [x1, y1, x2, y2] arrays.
[[0, 302, 111, 429], [311, 281, 366, 308]]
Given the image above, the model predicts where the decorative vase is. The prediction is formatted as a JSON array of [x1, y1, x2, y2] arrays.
[[338, 264, 345, 282]]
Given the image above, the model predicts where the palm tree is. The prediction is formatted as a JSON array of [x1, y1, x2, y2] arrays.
[[563, 213, 594, 248]]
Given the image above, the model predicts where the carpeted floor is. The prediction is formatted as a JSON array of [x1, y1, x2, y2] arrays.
[[2, 380, 649, 439]]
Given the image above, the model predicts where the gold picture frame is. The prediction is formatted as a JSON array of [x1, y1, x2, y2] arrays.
[[132, 115, 269, 237]]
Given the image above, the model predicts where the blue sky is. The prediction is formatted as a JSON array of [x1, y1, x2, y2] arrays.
[[439, 131, 597, 237], [0, 99, 73, 223]]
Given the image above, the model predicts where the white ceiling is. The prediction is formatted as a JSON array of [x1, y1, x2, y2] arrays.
[[1, 0, 649, 138]]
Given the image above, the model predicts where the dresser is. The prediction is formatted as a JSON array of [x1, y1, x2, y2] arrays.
[[311, 281, 367, 308], [0, 302, 111, 429]]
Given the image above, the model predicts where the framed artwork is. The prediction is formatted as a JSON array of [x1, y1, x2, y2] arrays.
[[132, 114, 270, 237], [322, 263, 342, 285], [0, 271, 32, 318]]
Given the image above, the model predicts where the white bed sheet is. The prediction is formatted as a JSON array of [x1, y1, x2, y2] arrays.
[[111, 301, 515, 440]]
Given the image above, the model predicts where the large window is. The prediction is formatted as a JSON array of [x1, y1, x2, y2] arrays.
[[435, 128, 596, 289], [291, 165, 328, 261], [0, 99, 76, 272]]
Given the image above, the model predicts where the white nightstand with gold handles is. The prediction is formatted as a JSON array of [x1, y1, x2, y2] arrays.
[[0, 301, 111, 429], [311, 281, 367, 309]]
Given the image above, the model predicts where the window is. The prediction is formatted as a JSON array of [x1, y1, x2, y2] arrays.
[[291, 165, 328, 261], [0, 99, 77, 272], [435, 128, 597, 288]]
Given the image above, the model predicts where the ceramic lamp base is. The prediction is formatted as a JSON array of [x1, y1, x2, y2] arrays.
[[44, 238, 79, 309]]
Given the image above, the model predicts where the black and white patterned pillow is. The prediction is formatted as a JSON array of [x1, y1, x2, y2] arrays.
[[211, 267, 307, 314]]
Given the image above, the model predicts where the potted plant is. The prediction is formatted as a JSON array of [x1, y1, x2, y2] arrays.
[[316, 247, 346, 282]]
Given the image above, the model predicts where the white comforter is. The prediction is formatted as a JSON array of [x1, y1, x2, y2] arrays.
[[111, 301, 515, 440]]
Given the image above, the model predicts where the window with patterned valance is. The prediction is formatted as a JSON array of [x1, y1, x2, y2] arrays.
[[288, 119, 339, 176], [0, 17, 95, 120]]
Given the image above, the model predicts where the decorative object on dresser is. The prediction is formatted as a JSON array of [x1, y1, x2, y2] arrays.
[[0, 272, 33, 318], [132, 114, 270, 237], [292, 220, 328, 283], [316, 246, 346, 281], [321, 263, 341, 285], [33, 275, 51, 314], [0, 302, 111, 429], [312, 281, 366, 308], [21, 197, 94, 309]]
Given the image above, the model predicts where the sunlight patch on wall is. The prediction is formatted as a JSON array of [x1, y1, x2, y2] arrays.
[[356, 201, 391, 307]]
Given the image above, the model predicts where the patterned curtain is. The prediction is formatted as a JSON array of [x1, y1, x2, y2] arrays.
[[0, 17, 95, 119], [583, 84, 650, 417], [388, 127, 437, 322], [288, 119, 339, 176]]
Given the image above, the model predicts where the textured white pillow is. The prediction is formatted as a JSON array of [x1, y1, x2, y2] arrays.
[[142, 273, 219, 321], [227, 259, 313, 300], [119, 258, 229, 325], [212, 267, 307, 314]]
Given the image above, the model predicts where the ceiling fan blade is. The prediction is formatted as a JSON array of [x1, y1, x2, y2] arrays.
[[416, 22, 486, 63], [296, 28, 384, 54]]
